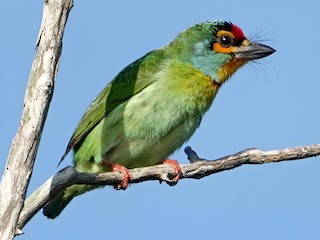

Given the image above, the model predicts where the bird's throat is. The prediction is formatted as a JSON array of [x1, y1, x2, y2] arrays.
[[216, 58, 248, 84]]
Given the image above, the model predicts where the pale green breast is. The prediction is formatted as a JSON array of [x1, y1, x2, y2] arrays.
[[74, 59, 217, 171]]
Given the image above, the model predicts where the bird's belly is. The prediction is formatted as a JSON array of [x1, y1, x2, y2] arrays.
[[106, 115, 201, 168], [100, 85, 203, 168], [74, 73, 213, 171]]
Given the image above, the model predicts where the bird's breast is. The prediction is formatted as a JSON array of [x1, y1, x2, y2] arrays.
[[109, 61, 218, 167], [74, 61, 218, 170]]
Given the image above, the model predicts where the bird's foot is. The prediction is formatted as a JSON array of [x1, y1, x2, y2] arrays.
[[102, 159, 132, 190], [111, 163, 132, 190], [161, 159, 182, 186]]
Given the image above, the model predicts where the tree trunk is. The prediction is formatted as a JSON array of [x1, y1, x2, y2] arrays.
[[0, 1, 73, 239]]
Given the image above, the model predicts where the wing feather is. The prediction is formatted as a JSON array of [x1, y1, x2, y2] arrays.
[[59, 50, 166, 164]]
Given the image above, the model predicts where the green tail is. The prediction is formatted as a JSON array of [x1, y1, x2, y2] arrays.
[[43, 184, 98, 219]]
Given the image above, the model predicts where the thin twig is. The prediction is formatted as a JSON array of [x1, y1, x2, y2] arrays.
[[16, 143, 320, 234]]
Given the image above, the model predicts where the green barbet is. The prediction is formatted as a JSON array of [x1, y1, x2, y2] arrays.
[[43, 20, 275, 218]]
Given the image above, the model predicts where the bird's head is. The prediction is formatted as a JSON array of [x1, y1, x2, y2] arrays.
[[167, 20, 275, 84]]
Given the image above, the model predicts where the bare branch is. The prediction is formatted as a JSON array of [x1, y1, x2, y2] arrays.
[[17, 143, 320, 234], [0, 1, 73, 239]]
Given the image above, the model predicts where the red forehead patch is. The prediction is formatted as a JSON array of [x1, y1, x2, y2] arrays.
[[230, 24, 246, 40]]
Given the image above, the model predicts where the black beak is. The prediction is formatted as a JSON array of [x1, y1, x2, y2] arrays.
[[234, 43, 276, 60]]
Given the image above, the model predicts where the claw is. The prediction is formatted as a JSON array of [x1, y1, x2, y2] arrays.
[[102, 159, 132, 190], [111, 163, 132, 190], [161, 159, 181, 186]]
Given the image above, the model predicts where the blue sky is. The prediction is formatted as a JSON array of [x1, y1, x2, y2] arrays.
[[1, 0, 320, 239]]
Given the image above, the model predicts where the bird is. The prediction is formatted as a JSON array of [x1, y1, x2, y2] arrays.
[[43, 20, 275, 219]]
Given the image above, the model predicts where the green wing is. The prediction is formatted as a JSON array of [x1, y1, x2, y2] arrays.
[[59, 49, 166, 164]]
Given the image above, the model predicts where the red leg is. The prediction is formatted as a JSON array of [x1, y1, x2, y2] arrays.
[[162, 159, 181, 185], [102, 160, 132, 190]]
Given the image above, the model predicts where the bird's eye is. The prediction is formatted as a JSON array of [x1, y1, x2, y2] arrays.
[[217, 35, 234, 48]]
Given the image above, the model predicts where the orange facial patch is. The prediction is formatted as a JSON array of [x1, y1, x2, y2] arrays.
[[212, 30, 237, 54], [213, 43, 237, 54], [217, 30, 234, 38]]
